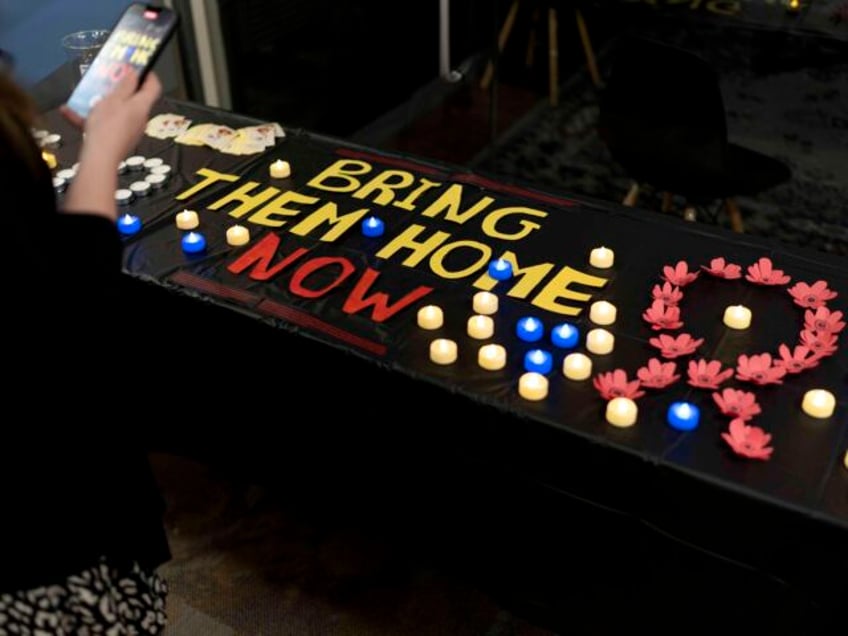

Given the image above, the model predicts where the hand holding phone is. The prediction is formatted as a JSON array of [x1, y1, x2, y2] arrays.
[[65, 3, 177, 119]]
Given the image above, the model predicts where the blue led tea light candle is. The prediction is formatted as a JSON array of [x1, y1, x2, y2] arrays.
[[361, 216, 385, 237], [667, 401, 700, 431], [551, 322, 579, 348], [524, 349, 553, 374], [516, 316, 544, 342], [181, 231, 207, 254], [488, 257, 513, 280], [117, 213, 141, 236]]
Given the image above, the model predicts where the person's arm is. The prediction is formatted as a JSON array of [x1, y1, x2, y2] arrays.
[[61, 69, 162, 221]]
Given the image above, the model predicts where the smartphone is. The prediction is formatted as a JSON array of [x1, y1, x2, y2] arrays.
[[65, 3, 178, 119]]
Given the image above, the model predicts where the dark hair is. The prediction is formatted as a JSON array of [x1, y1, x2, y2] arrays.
[[0, 65, 43, 180]]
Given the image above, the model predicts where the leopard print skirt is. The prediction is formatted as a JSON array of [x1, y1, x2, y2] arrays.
[[0, 558, 167, 635]]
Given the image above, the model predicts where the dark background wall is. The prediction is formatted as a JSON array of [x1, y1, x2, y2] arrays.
[[215, 0, 496, 136]]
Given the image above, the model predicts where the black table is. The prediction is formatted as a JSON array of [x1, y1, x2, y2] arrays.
[[41, 97, 846, 628]]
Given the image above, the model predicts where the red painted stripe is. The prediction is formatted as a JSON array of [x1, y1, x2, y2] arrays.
[[452, 173, 577, 207], [335, 147, 445, 177], [169, 270, 261, 305], [258, 298, 388, 357]]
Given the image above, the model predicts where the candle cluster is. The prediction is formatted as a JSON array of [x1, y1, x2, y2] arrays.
[[173, 209, 207, 255], [421, 278, 616, 405], [424, 294, 504, 365], [106, 154, 173, 208], [172, 207, 251, 252]]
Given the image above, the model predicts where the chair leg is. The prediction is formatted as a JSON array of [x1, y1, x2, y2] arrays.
[[548, 8, 559, 106], [480, 0, 521, 91], [575, 9, 602, 89], [725, 198, 745, 233], [525, 7, 540, 68], [661, 192, 674, 213], [683, 206, 697, 222], [623, 182, 640, 207]]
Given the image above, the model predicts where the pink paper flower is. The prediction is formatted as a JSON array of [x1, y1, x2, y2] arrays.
[[592, 369, 645, 400], [636, 358, 680, 389], [789, 280, 839, 308], [701, 257, 742, 279], [662, 260, 699, 287], [687, 359, 734, 389], [652, 282, 684, 306], [775, 344, 820, 374], [721, 419, 773, 461], [642, 299, 684, 330], [649, 333, 704, 359], [799, 329, 839, 358], [712, 388, 761, 421], [735, 353, 787, 385], [804, 307, 845, 335], [745, 257, 791, 286]]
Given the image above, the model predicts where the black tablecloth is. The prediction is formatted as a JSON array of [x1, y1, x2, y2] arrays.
[[40, 98, 847, 617]]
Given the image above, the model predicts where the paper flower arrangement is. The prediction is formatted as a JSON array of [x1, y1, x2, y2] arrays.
[[592, 255, 842, 463]]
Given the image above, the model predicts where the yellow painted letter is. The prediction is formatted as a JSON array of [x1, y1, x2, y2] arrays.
[[376, 223, 451, 268], [306, 159, 372, 193], [175, 168, 240, 200], [532, 266, 608, 316]]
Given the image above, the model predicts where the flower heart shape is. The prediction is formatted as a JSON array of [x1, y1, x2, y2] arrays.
[[593, 256, 843, 461]]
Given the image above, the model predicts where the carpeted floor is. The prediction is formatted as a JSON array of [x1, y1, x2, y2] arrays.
[[474, 22, 848, 257], [154, 452, 560, 636]]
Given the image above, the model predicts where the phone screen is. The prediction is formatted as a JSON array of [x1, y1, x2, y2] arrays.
[[66, 3, 177, 118]]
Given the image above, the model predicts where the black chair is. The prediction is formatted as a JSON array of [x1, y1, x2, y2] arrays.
[[597, 35, 791, 232], [481, 1, 602, 106]]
